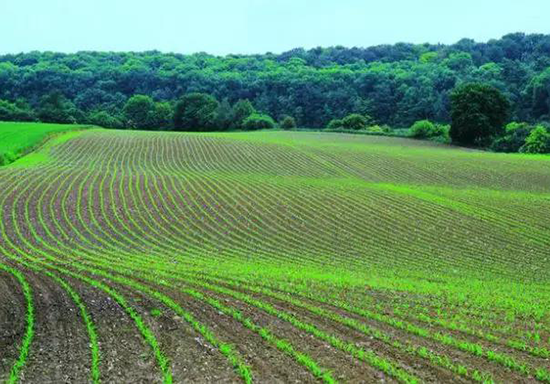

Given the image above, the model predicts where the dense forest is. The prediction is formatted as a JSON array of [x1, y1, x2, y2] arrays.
[[0, 32, 550, 130]]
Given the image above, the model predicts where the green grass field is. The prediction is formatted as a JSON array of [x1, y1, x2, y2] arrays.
[[1, 122, 549, 383], [0, 122, 92, 165]]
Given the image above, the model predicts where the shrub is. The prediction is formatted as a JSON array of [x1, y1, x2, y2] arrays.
[[366, 125, 385, 134], [520, 125, 550, 154], [410, 120, 450, 141], [341, 114, 368, 130], [88, 110, 124, 129], [232, 99, 256, 129], [491, 122, 533, 153], [242, 113, 276, 130], [0, 151, 16, 166], [379, 124, 392, 133], [280, 115, 297, 130], [410, 120, 436, 138], [326, 119, 343, 129]]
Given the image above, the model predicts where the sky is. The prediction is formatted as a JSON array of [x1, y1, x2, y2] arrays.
[[0, 0, 549, 55]]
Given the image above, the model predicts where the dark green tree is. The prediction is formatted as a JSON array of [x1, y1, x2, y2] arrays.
[[232, 99, 256, 129], [123, 95, 156, 129], [0, 99, 35, 122], [280, 115, 297, 130], [490, 122, 533, 152], [450, 83, 510, 146], [38, 92, 79, 124], [152, 102, 173, 130], [215, 98, 233, 130], [173, 93, 219, 131], [529, 68, 550, 119]]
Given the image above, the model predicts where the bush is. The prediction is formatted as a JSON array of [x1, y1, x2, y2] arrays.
[[410, 120, 450, 141], [232, 99, 256, 129], [491, 122, 533, 153], [450, 83, 510, 146], [0, 151, 16, 166], [520, 125, 550, 154], [410, 120, 436, 138], [326, 119, 343, 129], [280, 115, 297, 130], [341, 114, 368, 130], [88, 110, 124, 129], [242, 113, 276, 130], [366, 125, 385, 134]]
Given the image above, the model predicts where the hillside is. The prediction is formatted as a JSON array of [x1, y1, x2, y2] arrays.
[[1, 124, 550, 383]]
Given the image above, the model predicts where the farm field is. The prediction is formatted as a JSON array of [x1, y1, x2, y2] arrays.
[[1, 123, 550, 383]]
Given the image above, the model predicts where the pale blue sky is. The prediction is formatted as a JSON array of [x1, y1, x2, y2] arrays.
[[1, 0, 548, 55]]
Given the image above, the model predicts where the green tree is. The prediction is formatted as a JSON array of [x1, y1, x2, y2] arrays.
[[520, 125, 550, 154], [151, 102, 173, 130], [173, 93, 219, 131], [0, 99, 35, 122], [280, 115, 297, 130], [215, 98, 233, 130], [232, 99, 256, 129], [450, 83, 510, 146], [123, 95, 156, 129], [242, 113, 276, 130], [38, 92, 79, 124], [529, 67, 550, 119]]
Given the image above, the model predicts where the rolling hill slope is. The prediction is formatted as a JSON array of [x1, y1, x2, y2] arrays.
[[1, 124, 550, 383]]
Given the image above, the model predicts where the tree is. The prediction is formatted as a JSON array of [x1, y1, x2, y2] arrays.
[[151, 102, 173, 130], [0, 99, 35, 122], [242, 113, 276, 130], [529, 68, 550, 119], [216, 98, 233, 130], [520, 125, 550, 154], [232, 99, 256, 129], [2, 34, 550, 130], [38, 92, 79, 124], [173, 93, 219, 131], [280, 115, 297, 130], [450, 83, 510, 146], [123, 95, 156, 129]]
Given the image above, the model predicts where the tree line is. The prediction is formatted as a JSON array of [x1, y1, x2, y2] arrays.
[[0, 32, 550, 152], [1, 33, 550, 127]]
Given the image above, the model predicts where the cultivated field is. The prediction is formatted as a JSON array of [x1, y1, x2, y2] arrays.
[[1, 124, 550, 383]]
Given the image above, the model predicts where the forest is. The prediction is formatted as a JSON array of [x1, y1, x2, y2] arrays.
[[0, 33, 550, 133]]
